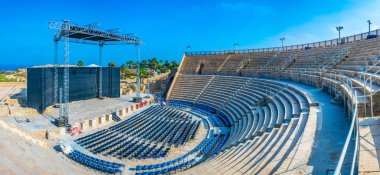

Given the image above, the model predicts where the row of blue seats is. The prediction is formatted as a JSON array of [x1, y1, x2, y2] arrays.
[[76, 106, 198, 160], [115, 141, 170, 160], [201, 135, 220, 155], [208, 115, 223, 127], [191, 104, 231, 127], [212, 135, 228, 155], [195, 104, 216, 113], [216, 112, 231, 126], [76, 108, 155, 145], [171, 120, 200, 146], [135, 134, 222, 171], [136, 159, 196, 175], [136, 156, 187, 171], [169, 100, 193, 108], [77, 106, 189, 146], [193, 136, 214, 152], [192, 108, 210, 116], [67, 150, 124, 174], [135, 136, 215, 172], [189, 121, 201, 140]]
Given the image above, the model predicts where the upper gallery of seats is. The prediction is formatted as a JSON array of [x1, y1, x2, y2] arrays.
[[179, 31, 380, 76]]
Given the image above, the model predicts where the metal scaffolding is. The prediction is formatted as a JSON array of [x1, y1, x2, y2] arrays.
[[136, 44, 141, 98], [99, 42, 104, 98], [53, 34, 59, 105], [62, 20, 70, 119], [48, 19, 142, 124]]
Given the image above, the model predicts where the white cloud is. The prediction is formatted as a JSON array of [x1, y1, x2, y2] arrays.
[[248, 0, 380, 48]]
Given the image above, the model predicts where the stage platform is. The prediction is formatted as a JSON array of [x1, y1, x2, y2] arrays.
[[0, 93, 153, 133]]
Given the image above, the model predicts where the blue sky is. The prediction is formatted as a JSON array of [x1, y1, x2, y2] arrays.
[[0, 0, 379, 67]]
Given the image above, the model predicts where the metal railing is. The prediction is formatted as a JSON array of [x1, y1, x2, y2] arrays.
[[323, 70, 362, 175], [185, 29, 379, 56], [334, 91, 359, 175], [257, 52, 278, 74], [319, 45, 350, 69], [235, 57, 249, 72], [279, 53, 297, 70], [360, 59, 380, 117]]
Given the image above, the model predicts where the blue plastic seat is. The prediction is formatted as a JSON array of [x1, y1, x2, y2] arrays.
[[149, 164, 155, 169], [103, 167, 110, 173], [162, 162, 167, 167], [99, 165, 105, 171]]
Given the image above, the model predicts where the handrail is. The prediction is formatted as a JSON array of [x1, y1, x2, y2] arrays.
[[329, 71, 355, 94], [257, 52, 278, 74], [334, 91, 358, 175], [185, 29, 380, 56], [280, 53, 298, 70], [359, 60, 380, 117], [320, 45, 349, 69], [362, 59, 380, 76]]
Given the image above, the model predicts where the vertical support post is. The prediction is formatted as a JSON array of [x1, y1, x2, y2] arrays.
[[59, 88, 63, 118], [42, 69, 45, 111], [136, 44, 141, 98], [371, 77, 373, 117], [338, 31, 340, 43], [364, 76, 367, 117], [234, 42, 239, 51], [54, 36, 59, 105], [99, 43, 104, 99], [62, 20, 70, 121], [367, 20, 372, 34]]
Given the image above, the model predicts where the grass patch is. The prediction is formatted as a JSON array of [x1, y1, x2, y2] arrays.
[[0, 74, 17, 82]]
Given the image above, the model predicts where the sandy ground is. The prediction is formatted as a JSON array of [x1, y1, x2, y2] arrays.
[[0, 125, 98, 175]]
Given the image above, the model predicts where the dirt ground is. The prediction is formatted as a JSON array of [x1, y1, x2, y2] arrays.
[[0, 82, 40, 117]]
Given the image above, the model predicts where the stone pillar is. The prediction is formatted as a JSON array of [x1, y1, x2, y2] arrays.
[[100, 115, 106, 124], [105, 114, 111, 122], [80, 120, 89, 131], [89, 118, 97, 128], [119, 109, 126, 117]]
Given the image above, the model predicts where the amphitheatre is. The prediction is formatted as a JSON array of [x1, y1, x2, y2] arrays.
[[1, 20, 380, 175]]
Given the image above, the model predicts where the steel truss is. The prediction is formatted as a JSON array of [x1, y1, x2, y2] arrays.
[[48, 19, 143, 124]]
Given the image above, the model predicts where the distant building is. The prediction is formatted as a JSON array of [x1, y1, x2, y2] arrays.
[[17, 68, 27, 73]]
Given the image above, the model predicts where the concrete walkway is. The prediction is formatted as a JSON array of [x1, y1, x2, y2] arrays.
[[272, 80, 351, 175], [359, 117, 380, 174]]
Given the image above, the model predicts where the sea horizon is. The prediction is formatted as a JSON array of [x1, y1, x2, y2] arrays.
[[0, 64, 32, 71]]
